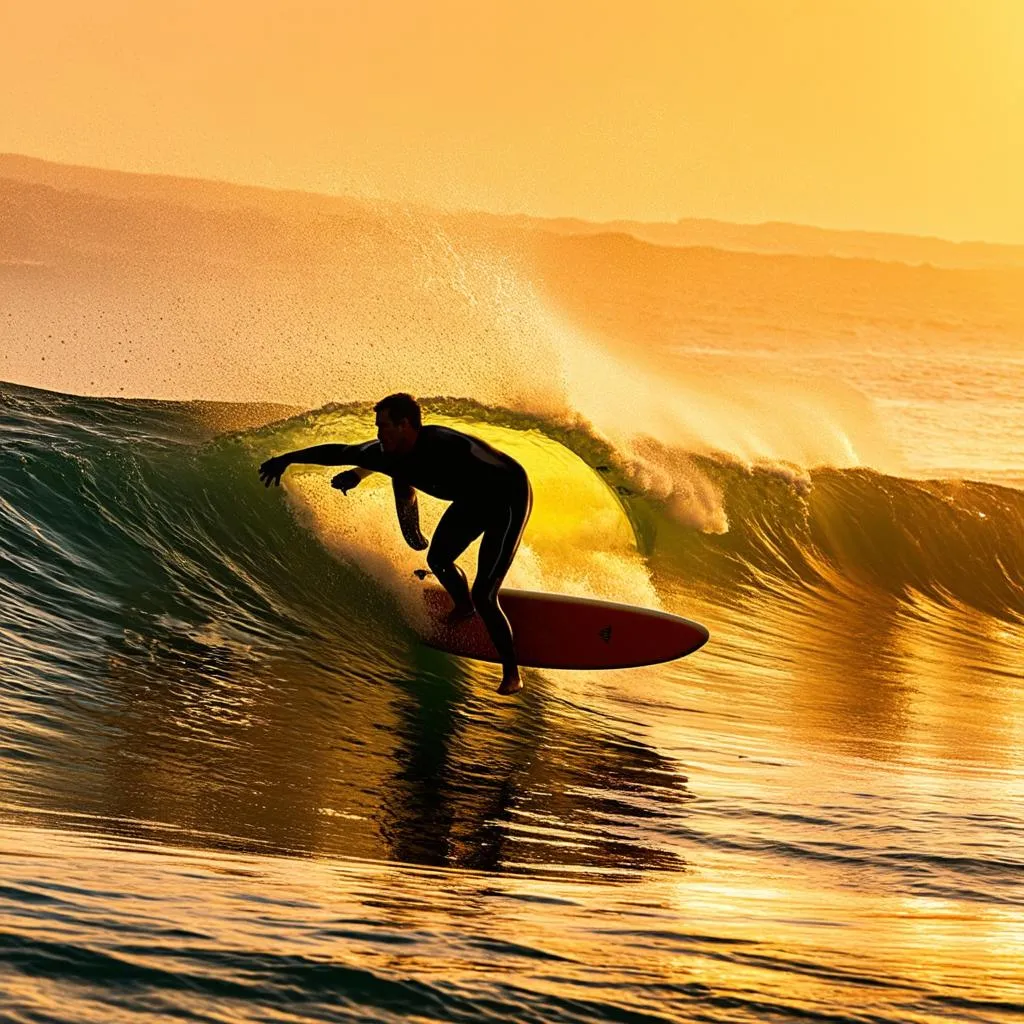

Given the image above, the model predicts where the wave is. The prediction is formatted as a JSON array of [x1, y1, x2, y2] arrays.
[[2, 380, 1022, 697], [641, 455, 1024, 623]]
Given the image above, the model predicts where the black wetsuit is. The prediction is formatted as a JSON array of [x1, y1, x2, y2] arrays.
[[338, 426, 533, 669]]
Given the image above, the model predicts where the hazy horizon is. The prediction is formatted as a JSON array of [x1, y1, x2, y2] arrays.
[[6, 151, 1024, 268], [3, 2, 1024, 243], [0, 149, 1010, 246]]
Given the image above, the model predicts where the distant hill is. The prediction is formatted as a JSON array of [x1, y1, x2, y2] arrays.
[[4, 153, 1024, 270], [0, 153, 378, 221], [469, 213, 1024, 271]]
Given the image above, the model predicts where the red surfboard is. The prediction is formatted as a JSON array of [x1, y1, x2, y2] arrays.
[[421, 586, 709, 670]]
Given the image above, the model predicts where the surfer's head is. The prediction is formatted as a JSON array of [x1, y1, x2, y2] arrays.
[[374, 393, 421, 453]]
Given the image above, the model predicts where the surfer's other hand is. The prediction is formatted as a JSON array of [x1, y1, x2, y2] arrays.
[[331, 470, 362, 494], [258, 454, 291, 487], [407, 531, 429, 551]]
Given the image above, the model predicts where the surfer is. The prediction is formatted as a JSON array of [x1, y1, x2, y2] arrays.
[[258, 394, 533, 695]]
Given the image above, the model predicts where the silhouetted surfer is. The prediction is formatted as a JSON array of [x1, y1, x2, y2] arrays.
[[258, 393, 533, 695]]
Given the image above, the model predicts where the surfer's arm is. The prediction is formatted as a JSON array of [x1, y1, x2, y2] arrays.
[[276, 443, 365, 466], [331, 467, 373, 493], [393, 481, 429, 551], [258, 443, 377, 487]]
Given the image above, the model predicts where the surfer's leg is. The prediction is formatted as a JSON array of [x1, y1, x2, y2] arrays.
[[472, 480, 533, 694], [427, 502, 485, 622]]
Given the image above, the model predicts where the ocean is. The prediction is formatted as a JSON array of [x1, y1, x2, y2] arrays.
[[1, 162, 1022, 1022]]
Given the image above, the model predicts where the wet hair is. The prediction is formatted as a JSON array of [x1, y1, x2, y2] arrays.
[[374, 393, 422, 428]]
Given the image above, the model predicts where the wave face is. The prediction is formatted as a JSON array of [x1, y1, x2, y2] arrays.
[[0, 383, 373, 675]]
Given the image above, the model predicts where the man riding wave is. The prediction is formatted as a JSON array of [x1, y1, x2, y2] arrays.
[[258, 393, 532, 695]]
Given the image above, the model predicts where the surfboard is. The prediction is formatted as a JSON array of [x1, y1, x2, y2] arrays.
[[421, 586, 709, 670]]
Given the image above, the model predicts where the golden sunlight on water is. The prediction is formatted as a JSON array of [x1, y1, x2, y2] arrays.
[[3, 785, 1021, 1023]]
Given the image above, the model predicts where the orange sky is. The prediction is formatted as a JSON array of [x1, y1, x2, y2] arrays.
[[2, 0, 1023, 241]]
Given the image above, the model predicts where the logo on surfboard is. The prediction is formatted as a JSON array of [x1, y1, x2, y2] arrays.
[[598, 625, 613, 643]]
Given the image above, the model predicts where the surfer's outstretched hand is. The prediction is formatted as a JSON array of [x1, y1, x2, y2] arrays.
[[331, 470, 362, 494], [258, 455, 291, 487]]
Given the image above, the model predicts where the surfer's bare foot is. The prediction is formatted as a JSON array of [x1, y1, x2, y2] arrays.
[[445, 603, 475, 628], [497, 670, 522, 695]]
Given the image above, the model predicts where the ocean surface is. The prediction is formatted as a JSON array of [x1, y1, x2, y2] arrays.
[[2, 169, 1024, 1022]]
